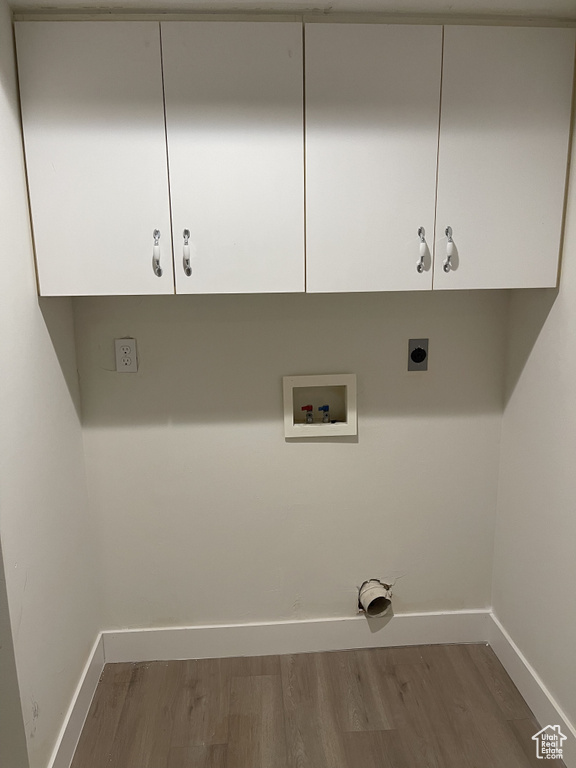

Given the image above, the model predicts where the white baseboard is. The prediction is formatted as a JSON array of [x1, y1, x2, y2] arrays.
[[50, 611, 575, 768], [102, 609, 491, 662], [47, 634, 104, 768], [488, 613, 576, 768], [45, 611, 489, 768]]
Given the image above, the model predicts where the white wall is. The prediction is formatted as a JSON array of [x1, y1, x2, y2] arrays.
[[0, 4, 102, 767], [75, 289, 508, 629], [494, 122, 576, 729], [0, 542, 29, 768]]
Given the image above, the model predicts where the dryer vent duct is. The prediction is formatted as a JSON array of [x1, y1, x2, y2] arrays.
[[358, 579, 392, 618]]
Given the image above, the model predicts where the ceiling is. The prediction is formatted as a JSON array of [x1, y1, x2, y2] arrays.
[[11, 0, 576, 20]]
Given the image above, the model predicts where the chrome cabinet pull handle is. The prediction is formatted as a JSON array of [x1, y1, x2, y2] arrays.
[[417, 226, 426, 273], [443, 226, 454, 273], [183, 229, 192, 277], [152, 229, 162, 277]]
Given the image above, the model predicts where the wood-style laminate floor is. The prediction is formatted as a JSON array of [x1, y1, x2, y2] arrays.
[[71, 643, 563, 768]]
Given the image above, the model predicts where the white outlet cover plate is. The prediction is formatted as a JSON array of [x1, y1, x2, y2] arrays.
[[115, 338, 138, 373]]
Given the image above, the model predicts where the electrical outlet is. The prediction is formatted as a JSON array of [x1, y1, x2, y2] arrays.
[[115, 338, 138, 373], [408, 338, 429, 371]]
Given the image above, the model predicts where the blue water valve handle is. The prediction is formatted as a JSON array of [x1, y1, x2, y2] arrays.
[[319, 404, 330, 423]]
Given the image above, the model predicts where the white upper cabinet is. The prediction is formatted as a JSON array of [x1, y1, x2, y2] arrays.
[[15, 21, 575, 296], [434, 26, 575, 290], [305, 24, 442, 292], [161, 22, 305, 294], [15, 22, 174, 296]]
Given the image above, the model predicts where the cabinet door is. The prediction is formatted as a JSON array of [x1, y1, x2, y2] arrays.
[[434, 26, 575, 290], [161, 22, 305, 294], [15, 22, 173, 296], [305, 24, 442, 292]]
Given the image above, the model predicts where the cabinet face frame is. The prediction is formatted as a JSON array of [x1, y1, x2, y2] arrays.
[[433, 25, 575, 291], [161, 21, 305, 295], [15, 21, 174, 297]]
